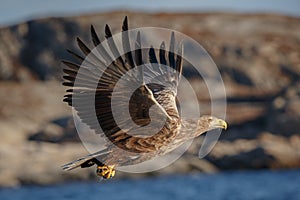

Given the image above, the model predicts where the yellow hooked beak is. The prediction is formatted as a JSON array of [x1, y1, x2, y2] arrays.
[[211, 118, 227, 130]]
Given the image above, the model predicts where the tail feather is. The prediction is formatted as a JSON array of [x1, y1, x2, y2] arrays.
[[62, 150, 111, 171]]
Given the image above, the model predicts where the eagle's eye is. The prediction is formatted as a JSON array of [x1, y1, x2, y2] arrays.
[[207, 117, 213, 122]]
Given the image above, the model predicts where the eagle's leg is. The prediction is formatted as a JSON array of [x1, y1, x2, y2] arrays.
[[96, 164, 115, 179]]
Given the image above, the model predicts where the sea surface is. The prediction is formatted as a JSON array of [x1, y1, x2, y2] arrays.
[[1, 170, 300, 200]]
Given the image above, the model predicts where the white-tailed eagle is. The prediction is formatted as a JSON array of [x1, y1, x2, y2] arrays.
[[62, 17, 227, 179]]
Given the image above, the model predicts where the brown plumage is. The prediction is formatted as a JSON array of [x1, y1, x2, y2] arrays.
[[62, 17, 227, 179]]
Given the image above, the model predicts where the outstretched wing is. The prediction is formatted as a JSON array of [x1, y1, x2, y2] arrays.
[[145, 32, 183, 118], [63, 17, 183, 154]]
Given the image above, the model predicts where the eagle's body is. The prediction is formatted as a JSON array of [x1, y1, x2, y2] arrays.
[[62, 17, 227, 179]]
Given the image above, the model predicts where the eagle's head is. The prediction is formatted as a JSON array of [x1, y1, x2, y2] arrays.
[[197, 115, 227, 136]]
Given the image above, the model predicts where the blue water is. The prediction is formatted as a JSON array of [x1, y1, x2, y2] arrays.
[[1, 170, 300, 200]]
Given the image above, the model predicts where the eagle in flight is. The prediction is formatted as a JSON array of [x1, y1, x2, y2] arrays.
[[62, 17, 227, 180]]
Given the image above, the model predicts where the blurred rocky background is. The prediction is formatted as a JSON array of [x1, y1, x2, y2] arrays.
[[0, 12, 299, 187]]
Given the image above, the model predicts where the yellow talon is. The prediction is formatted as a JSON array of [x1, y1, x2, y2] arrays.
[[96, 165, 116, 179]]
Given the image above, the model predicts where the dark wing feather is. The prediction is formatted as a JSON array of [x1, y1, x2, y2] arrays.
[[146, 32, 183, 98], [168, 32, 175, 70], [122, 16, 135, 67], [134, 31, 143, 66], [104, 24, 126, 69], [91, 25, 115, 64]]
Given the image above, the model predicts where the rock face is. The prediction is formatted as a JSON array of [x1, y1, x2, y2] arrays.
[[0, 12, 300, 187]]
